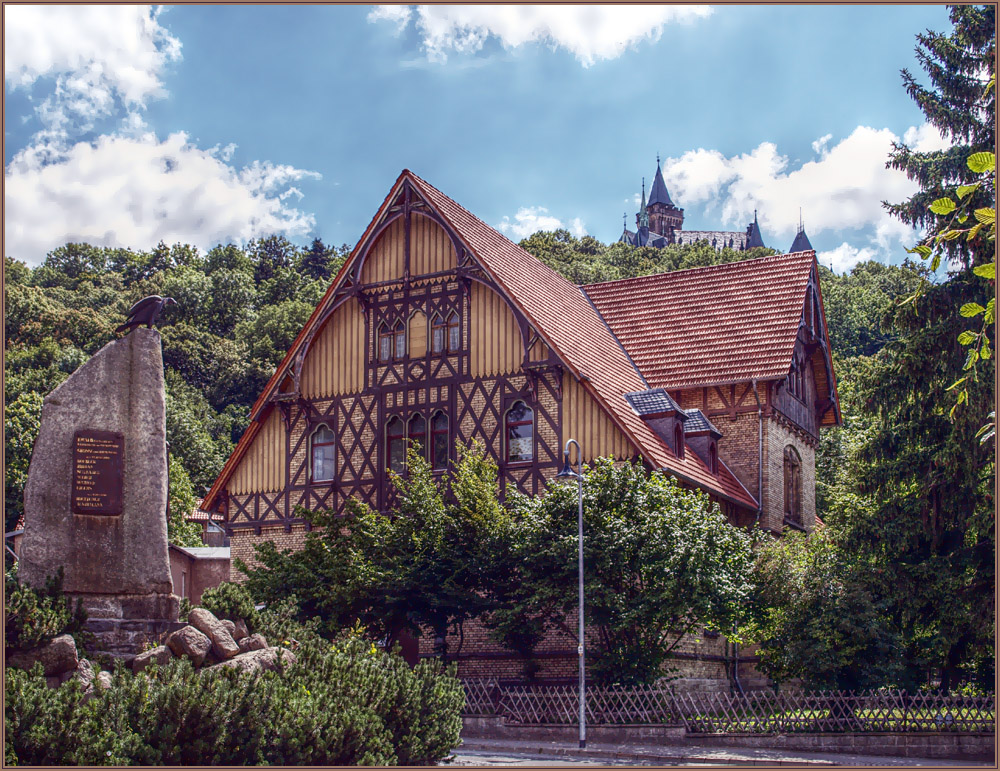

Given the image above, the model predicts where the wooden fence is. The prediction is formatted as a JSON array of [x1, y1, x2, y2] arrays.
[[461, 680, 995, 734]]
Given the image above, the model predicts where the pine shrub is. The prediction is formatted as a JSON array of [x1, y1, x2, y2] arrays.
[[199, 581, 261, 632], [5, 620, 464, 765], [5, 567, 86, 655]]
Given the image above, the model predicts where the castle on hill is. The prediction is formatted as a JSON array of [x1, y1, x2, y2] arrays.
[[620, 158, 814, 254]]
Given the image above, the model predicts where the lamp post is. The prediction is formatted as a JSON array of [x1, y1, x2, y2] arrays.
[[555, 438, 585, 749]]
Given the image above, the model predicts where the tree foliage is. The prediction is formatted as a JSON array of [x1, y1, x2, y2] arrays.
[[495, 460, 756, 685], [240, 443, 509, 657]]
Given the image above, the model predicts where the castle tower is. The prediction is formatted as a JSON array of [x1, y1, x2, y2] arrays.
[[646, 156, 684, 242]]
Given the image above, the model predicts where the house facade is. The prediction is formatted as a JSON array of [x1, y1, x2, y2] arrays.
[[202, 169, 839, 684]]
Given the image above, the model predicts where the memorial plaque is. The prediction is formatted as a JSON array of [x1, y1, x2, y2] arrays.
[[71, 430, 124, 515]]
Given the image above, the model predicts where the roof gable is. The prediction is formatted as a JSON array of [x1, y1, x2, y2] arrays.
[[203, 170, 759, 512]]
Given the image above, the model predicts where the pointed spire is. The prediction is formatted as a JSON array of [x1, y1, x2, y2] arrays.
[[747, 208, 765, 249], [648, 156, 673, 207], [638, 177, 649, 228], [623, 212, 628, 232], [789, 210, 813, 252]]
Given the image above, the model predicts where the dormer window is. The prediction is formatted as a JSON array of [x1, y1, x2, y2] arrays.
[[708, 442, 718, 475], [674, 423, 684, 458]]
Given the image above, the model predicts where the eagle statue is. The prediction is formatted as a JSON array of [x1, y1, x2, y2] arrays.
[[114, 296, 177, 336]]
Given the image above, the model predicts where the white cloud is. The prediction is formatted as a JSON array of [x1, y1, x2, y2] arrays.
[[658, 123, 954, 261], [497, 206, 586, 240], [5, 6, 181, 138], [369, 5, 712, 66], [367, 5, 413, 35], [4, 5, 323, 265], [5, 133, 321, 263], [903, 123, 952, 153], [816, 242, 879, 273]]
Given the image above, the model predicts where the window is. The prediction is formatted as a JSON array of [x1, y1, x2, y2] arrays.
[[378, 323, 392, 362], [394, 321, 406, 359], [674, 423, 684, 458], [387, 417, 405, 475], [784, 445, 802, 526], [431, 314, 446, 354], [431, 411, 449, 469], [708, 442, 718, 475], [407, 413, 426, 457], [447, 311, 460, 352], [311, 424, 336, 482], [506, 401, 534, 463]]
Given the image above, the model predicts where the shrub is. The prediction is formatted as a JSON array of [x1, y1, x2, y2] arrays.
[[5, 567, 86, 655], [199, 581, 261, 632], [5, 618, 464, 765]]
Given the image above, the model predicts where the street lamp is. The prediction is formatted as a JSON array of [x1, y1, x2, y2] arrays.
[[555, 438, 585, 749]]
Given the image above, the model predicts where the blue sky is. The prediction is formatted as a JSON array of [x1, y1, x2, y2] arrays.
[[5, 4, 952, 272]]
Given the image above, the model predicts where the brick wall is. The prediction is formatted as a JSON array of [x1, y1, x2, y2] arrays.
[[763, 418, 816, 532], [229, 524, 309, 582]]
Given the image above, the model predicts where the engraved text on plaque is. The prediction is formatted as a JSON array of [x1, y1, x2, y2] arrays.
[[71, 430, 124, 515]]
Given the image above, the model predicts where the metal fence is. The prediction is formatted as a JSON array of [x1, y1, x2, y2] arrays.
[[461, 680, 996, 734]]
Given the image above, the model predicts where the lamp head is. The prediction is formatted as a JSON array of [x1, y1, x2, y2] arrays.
[[555, 451, 578, 479]]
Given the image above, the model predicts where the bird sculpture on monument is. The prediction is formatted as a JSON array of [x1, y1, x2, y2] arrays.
[[114, 296, 177, 336]]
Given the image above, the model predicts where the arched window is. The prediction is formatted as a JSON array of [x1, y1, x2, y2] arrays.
[[784, 445, 802, 526], [447, 311, 460, 353], [378, 323, 392, 362], [674, 424, 684, 458], [506, 401, 534, 463], [708, 442, 718, 475], [431, 314, 446, 354], [431, 411, 449, 470], [387, 417, 405, 475], [394, 321, 406, 359], [311, 424, 336, 482], [407, 413, 426, 458]]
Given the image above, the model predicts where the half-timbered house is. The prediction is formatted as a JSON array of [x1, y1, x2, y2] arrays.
[[202, 169, 839, 683]]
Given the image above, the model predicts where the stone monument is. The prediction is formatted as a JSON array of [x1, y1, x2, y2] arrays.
[[19, 327, 179, 653]]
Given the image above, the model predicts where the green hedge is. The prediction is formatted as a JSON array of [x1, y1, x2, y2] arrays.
[[6, 634, 464, 765]]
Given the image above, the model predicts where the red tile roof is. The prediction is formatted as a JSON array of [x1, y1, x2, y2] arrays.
[[583, 252, 817, 390], [204, 170, 759, 513], [408, 172, 757, 510]]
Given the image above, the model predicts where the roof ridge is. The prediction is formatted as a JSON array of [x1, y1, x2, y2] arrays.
[[582, 249, 814, 289], [405, 169, 584, 297]]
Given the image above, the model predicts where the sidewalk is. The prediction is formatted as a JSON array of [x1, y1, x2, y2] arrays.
[[457, 736, 994, 766]]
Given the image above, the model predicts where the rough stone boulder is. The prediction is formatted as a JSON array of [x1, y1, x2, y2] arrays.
[[96, 671, 113, 690], [220, 619, 237, 637], [237, 633, 268, 654], [8, 634, 80, 677], [205, 646, 297, 676], [133, 645, 174, 673], [165, 625, 212, 667], [233, 619, 249, 640], [188, 608, 240, 661], [72, 658, 95, 689]]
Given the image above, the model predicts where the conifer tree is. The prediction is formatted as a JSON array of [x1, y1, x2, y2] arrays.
[[841, 5, 995, 691]]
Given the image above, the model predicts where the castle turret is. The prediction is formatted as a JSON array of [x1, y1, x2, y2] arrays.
[[646, 156, 684, 243], [746, 210, 766, 249], [789, 212, 813, 252]]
